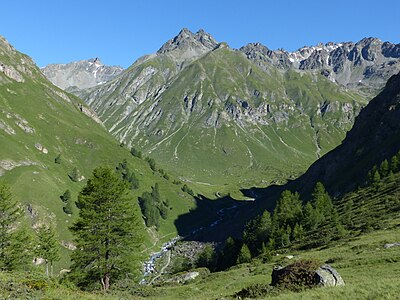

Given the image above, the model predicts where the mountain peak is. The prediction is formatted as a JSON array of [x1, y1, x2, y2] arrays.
[[157, 28, 218, 55]]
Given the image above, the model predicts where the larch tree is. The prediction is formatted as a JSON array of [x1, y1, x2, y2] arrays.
[[0, 183, 34, 270], [69, 166, 143, 291], [36, 223, 60, 276]]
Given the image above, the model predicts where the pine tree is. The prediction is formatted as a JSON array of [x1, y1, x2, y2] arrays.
[[372, 170, 381, 190], [292, 223, 305, 241], [130, 147, 142, 158], [379, 159, 390, 177], [63, 198, 74, 215], [36, 223, 60, 276], [342, 198, 354, 226], [302, 202, 321, 231], [0, 183, 34, 271], [237, 243, 252, 264], [273, 190, 303, 229], [69, 167, 80, 182], [243, 210, 272, 256], [196, 244, 217, 271], [60, 189, 71, 203], [69, 166, 143, 290], [390, 155, 399, 173], [219, 237, 240, 270], [54, 154, 62, 164], [312, 182, 333, 220]]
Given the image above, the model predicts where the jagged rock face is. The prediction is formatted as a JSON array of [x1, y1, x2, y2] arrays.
[[82, 29, 367, 184], [239, 43, 293, 70], [157, 28, 218, 67], [42, 57, 123, 92], [241, 38, 400, 90]]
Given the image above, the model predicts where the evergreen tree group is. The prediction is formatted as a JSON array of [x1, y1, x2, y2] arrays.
[[239, 182, 344, 264], [138, 183, 169, 228]]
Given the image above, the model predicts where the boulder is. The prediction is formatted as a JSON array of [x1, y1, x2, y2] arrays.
[[384, 242, 400, 249], [271, 260, 344, 288], [315, 265, 345, 287]]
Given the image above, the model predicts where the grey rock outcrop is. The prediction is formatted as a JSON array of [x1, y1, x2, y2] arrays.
[[315, 265, 345, 287], [241, 37, 400, 89], [157, 28, 218, 66], [42, 57, 123, 92], [384, 242, 400, 249]]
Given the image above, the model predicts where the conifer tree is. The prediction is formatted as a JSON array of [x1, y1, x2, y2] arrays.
[[196, 244, 217, 271], [379, 159, 389, 177], [312, 182, 333, 220], [69, 166, 143, 291], [36, 223, 60, 276], [390, 156, 399, 173], [302, 202, 320, 231], [372, 170, 381, 190], [60, 189, 71, 203], [237, 243, 252, 264], [273, 190, 303, 229], [0, 183, 34, 271]]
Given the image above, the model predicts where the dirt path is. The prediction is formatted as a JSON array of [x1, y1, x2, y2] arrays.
[[148, 250, 171, 285]]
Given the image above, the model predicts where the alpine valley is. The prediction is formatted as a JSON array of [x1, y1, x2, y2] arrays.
[[1, 27, 400, 300], [44, 29, 400, 198]]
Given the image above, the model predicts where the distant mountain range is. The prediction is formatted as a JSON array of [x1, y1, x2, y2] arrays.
[[41, 29, 400, 195], [42, 57, 123, 92]]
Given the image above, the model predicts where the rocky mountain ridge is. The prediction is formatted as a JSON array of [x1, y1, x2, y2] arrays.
[[240, 37, 400, 90], [80, 29, 369, 190], [42, 57, 123, 92]]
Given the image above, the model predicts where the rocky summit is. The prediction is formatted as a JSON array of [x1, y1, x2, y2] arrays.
[[42, 57, 123, 93]]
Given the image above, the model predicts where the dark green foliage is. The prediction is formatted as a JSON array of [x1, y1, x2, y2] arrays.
[[68, 167, 80, 182], [145, 157, 156, 171], [173, 180, 182, 185], [181, 184, 195, 196], [237, 243, 252, 264], [379, 159, 390, 177], [35, 224, 60, 277], [390, 155, 399, 173], [63, 199, 73, 215], [234, 283, 278, 299], [196, 244, 217, 271], [218, 237, 241, 270], [0, 183, 34, 271], [69, 166, 143, 291], [116, 159, 139, 190], [159, 203, 169, 220], [342, 198, 354, 226], [292, 223, 305, 241], [60, 189, 71, 203], [312, 182, 333, 220], [54, 154, 62, 164], [138, 183, 169, 227], [273, 190, 303, 229], [372, 170, 381, 190], [302, 202, 321, 231], [130, 147, 142, 159], [243, 210, 272, 256]]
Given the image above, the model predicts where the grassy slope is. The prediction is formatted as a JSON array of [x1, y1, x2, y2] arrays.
[[94, 48, 366, 199], [0, 47, 202, 272], [2, 168, 399, 299]]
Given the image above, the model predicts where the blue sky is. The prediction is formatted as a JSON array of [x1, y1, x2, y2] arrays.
[[1, 0, 399, 68]]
